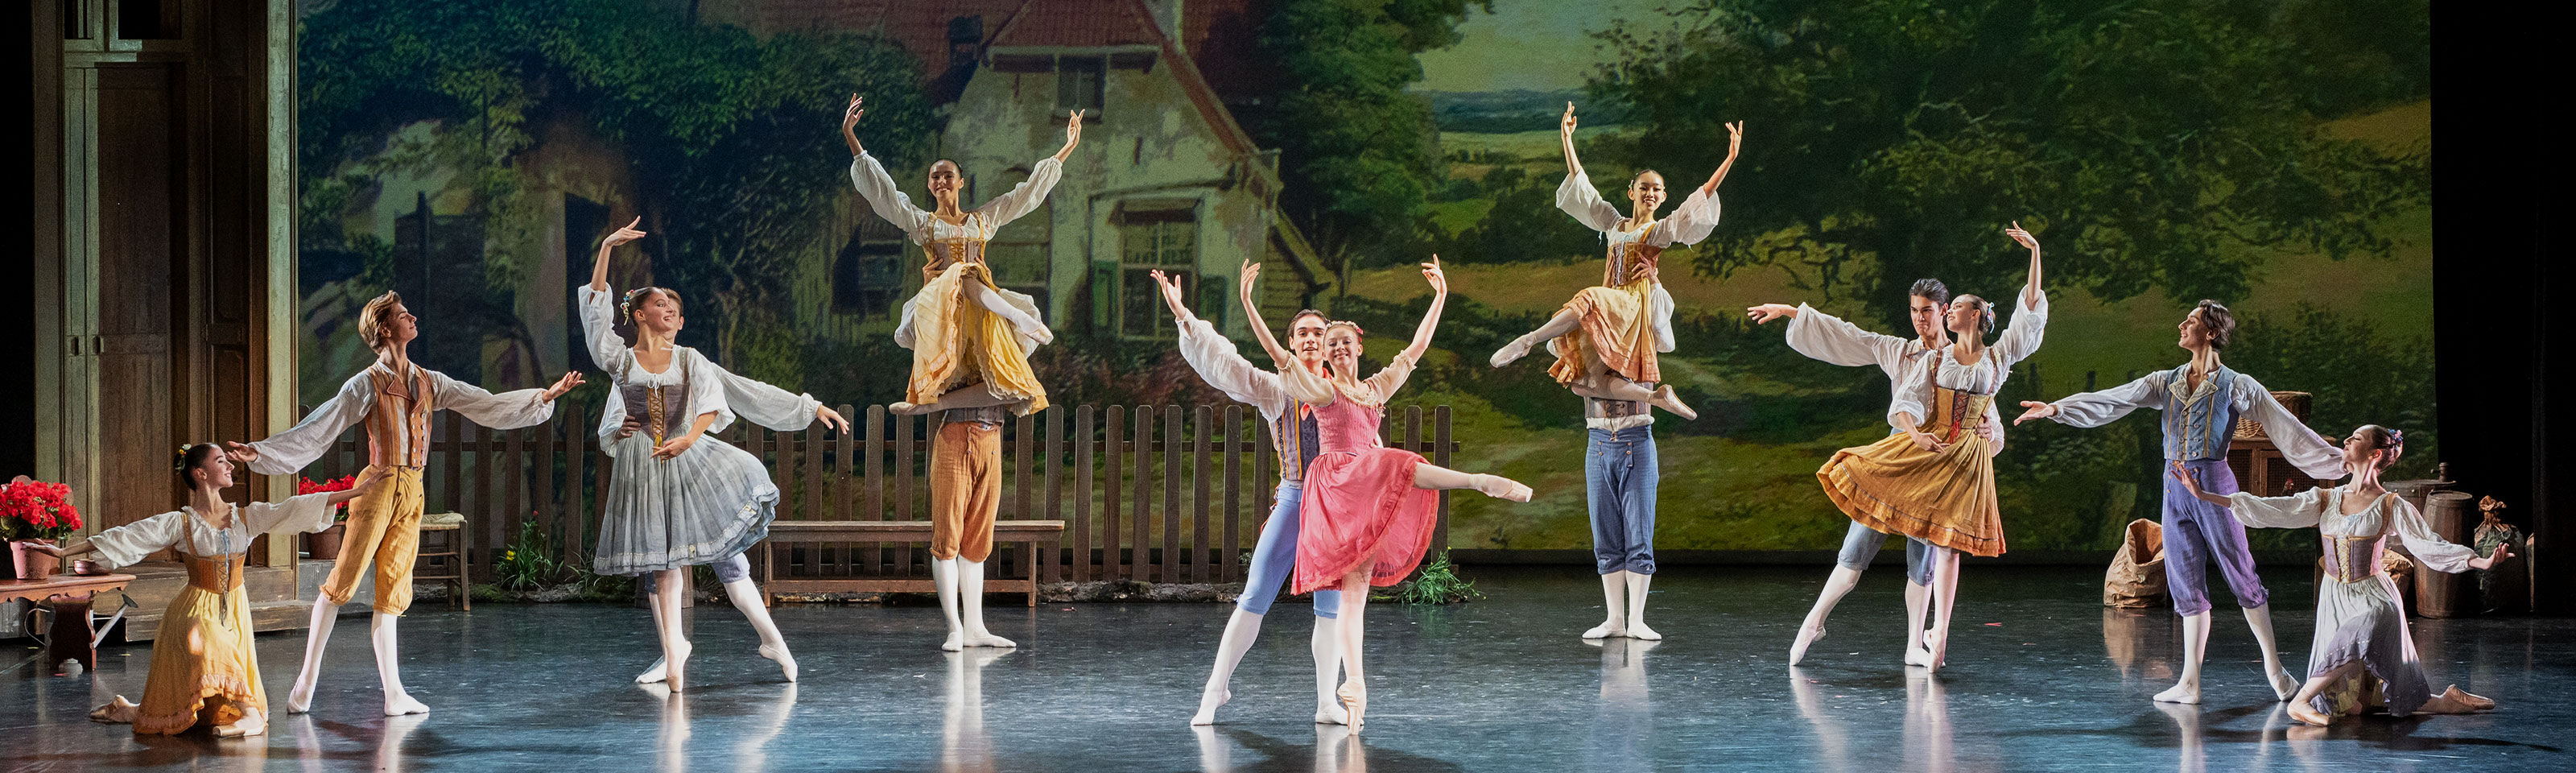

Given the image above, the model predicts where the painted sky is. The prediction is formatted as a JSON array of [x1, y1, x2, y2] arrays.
[[1415, 0, 1697, 93]]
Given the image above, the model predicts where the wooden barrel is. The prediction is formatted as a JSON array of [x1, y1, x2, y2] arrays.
[[2414, 491, 2476, 618]]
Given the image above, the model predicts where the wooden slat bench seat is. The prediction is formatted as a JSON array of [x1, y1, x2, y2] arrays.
[[759, 520, 1065, 606]]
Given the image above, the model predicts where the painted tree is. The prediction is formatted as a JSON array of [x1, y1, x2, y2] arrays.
[[1588, 0, 2430, 327], [1250, 0, 1489, 280]]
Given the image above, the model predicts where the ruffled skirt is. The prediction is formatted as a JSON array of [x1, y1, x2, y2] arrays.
[[1548, 278, 1659, 385], [1291, 449, 1439, 594], [133, 586, 261, 734], [896, 262, 1050, 415], [1816, 432, 2006, 557], [2308, 574, 2435, 717], [593, 432, 779, 576]]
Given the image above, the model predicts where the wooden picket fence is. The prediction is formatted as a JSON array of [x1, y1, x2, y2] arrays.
[[302, 403, 1457, 587]]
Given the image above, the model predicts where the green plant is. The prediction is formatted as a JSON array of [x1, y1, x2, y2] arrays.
[[492, 519, 573, 592], [1377, 554, 1484, 605]]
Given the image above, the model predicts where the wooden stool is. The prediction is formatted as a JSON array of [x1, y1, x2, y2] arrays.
[[416, 512, 469, 610], [2, 574, 136, 675]]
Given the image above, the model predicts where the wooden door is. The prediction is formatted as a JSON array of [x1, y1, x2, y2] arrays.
[[92, 64, 184, 530]]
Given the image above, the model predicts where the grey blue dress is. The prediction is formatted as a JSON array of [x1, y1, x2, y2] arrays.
[[580, 287, 822, 577], [2226, 486, 2483, 717]]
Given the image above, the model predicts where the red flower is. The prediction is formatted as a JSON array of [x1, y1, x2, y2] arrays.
[[299, 475, 359, 512], [1, 480, 81, 541]]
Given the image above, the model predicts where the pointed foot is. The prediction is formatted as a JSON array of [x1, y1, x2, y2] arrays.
[[1489, 338, 1532, 368], [1788, 622, 1827, 665], [1652, 385, 1698, 420], [2269, 669, 2301, 701], [941, 630, 967, 651], [634, 657, 668, 684], [760, 643, 799, 683], [2153, 681, 2202, 705], [2286, 702, 2333, 726], [1192, 686, 1229, 726]]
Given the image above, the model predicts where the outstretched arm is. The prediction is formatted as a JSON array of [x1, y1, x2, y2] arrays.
[[1698, 121, 1744, 196], [1559, 101, 1583, 178], [2007, 221, 2044, 307], [588, 217, 646, 293], [1153, 269, 1196, 324], [1052, 109, 1085, 163], [1236, 259, 1293, 366], [1397, 256, 1450, 364]]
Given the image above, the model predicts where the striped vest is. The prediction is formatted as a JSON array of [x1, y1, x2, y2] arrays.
[[2159, 366, 2238, 462], [363, 366, 436, 468], [1270, 401, 1323, 482]]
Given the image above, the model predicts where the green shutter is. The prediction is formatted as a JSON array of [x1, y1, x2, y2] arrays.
[[1200, 274, 1228, 331], [1090, 260, 1119, 335]]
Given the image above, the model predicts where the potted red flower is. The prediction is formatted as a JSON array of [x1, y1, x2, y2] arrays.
[[299, 474, 359, 560], [2, 478, 83, 581]]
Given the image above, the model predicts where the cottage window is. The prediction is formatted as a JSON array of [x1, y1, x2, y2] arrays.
[[1057, 56, 1105, 115], [1116, 199, 1199, 339]]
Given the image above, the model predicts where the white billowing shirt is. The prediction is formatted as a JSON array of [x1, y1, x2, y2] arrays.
[[1887, 291, 2048, 429], [1555, 169, 1724, 355], [2045, 367, 2344, 477], [1782, 304, 2006, 447], [848, 151, 1063, 246], [1174, 315, 1294, 425], [88, 493, 338, 568], [2227, 487, 2479, 573], [577, 287, 822, 453], [246, 365, 555, 475]]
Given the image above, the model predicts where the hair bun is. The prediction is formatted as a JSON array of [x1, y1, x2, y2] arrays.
[[173, 444, 194, 471]]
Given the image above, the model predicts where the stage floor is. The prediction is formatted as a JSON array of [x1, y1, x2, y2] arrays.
[[5, 566, 2570, 771]]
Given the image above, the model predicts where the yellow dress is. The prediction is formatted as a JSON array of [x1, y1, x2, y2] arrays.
[[1817, 380, 2005, 556], [1550, 222, 1666, 385], [133, 551, 264, 734], [848, 151, 1062, 416], [85, 494, 336, 734]]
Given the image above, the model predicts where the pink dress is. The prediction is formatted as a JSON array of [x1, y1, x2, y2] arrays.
[[1291, 362, 1439, 594]]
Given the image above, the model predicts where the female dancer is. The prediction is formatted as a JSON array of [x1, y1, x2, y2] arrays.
[[2174, 426, 2508, 725], [1810, 224, 2045, 671], [1152, 270, 1348, 726], [585, 218, 851, 691], [1246, 257, 1534, 728], [34, 447, 386, 737], [1488, 103, 1742, 420], [841, 93, 1077, 416], [1746, 279, 2005, 667]]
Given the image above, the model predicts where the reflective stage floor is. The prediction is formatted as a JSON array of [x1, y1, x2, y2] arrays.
[[6, 566, 2570, 771]]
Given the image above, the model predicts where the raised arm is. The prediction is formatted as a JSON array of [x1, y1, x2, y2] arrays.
[[1763, 303, 1909, 373], [2007, 221, 2044, 308], [1696, 121, 1744, 196], [588, 217, 646, 292], [1559, 101, 1582, 179], [1052, 108, 1084, 163], [1397, 257, 1449, 364], [1236, 259, 1293, 366], [840, 93, 867, 157]]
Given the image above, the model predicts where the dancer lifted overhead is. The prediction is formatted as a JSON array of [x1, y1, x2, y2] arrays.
[[1150, 270, 1348, 726], [1745, 278, 2007, 667], [1489, 103, 1742, 420], [34, 449, 386, 738], [843, 94, 1077, 648], [229, 291, 581, 716], [1807, 223, 2045, 672], [584, 219, 850, 692], [842, 93, 1074, 417], [1247, 256, 1534, 730], [2016, 300, 2336, 704], [2173, 426, 2508, 725]]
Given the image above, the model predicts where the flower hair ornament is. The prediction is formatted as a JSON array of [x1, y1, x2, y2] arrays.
[[173, 444, 196, 471], [2384, 428, 2405, 449]]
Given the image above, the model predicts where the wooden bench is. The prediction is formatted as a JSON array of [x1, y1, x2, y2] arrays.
[[758, 521, 1065, 606]]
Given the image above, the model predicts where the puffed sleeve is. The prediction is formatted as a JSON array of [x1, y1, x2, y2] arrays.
[[2227, 488, 2326, 530], [1555, 169, 1625, 233], [2233, 374, 2344, 479], [1175, 316, 1290, 424], [246, 373, 375, 475], [972, 157, 1063, 229], [1648, 284, 1678, 353], [1990, 290, 2049, 370], [1782, 304, 1910, 374], [2046, 372, 2168, 429], [1648, 186, 1721, 246], [576, 285, 633, 374], [1366, 351, 1421, 400], [242, 493, 340, 537], [710, 358, 822, 432], [2387, 495, 2481, 573], [428, 370, 555, 430], [850, 151, 933, 242], [87, 511, 187, 568], [674, 349, 741, 436]]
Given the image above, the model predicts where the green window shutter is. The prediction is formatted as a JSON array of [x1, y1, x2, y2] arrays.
[[1090, 259, 1119, 335], [1199, 274, 1228, 331]]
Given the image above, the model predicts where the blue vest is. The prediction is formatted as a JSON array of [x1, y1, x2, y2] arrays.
[[2160, 366, 2238, 462], [1272, 401, 1322, 482]]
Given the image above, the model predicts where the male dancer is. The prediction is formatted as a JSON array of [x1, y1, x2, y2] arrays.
[[1746, 279, 2002, 665], [1579, 392, 1662, 641], [927, 394, 1019, 652], [2017, 300, 2338, 703], [1151, 270, 1348, 726], [229, 291, 580, 714]]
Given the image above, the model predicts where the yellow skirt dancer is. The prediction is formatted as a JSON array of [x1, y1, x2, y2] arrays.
[[1817, 380, 2007, 558], [900, 259, 1050, 415], [46, 449, 353, 738], [1548, 271, 1662, 386]]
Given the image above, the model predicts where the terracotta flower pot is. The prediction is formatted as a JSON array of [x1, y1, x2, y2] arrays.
[[10, 540, 61, 581], [307, 523, 348, 560]]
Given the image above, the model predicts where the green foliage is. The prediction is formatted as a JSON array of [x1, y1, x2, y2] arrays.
[[1589, 0, 2431, 327], [298, 0, 933, 366], [1377, 554, 1484, 604], [1250, 1, 1489, 271], [492, 519, 572, 592]]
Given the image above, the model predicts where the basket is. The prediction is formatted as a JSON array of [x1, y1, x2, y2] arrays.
[[2233, 391, 2310, 439]]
